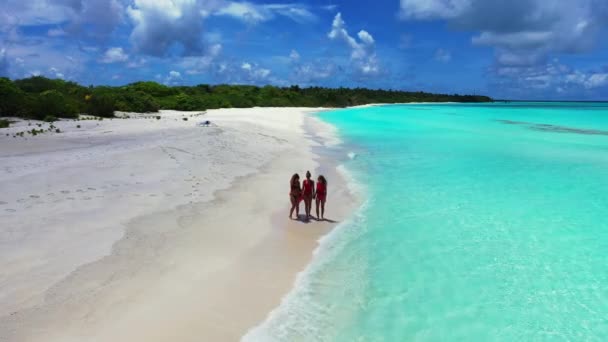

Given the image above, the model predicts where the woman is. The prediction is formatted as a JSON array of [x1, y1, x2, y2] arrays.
[[289, 173, 302, 219], [301, 171, 315, 220], [315, 175, 327, 220]]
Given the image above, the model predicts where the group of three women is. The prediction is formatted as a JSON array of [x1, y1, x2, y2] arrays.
[[289, 171, 327, 221]]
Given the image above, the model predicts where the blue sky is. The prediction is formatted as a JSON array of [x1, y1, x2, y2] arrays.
[[1, 0, 608, 100]]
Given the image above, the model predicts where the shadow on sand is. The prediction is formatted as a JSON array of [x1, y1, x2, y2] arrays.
[[293, 214, 339, 224]]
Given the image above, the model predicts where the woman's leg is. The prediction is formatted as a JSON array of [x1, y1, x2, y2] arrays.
[[321, 199, 325, 220], [289, 196, 296, 219], [315, 199, 320, 219], [305, 197, 312, 218]]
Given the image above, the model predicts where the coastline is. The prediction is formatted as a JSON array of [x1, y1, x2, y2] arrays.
[[0, 107, 355, 341]]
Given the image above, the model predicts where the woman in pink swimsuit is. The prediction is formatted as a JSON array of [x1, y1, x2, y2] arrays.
[[315, 175, 327, 220], [301, 171, 315, 220]]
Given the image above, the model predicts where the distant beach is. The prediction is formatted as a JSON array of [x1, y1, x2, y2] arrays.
[[0, 108, 356, 341]]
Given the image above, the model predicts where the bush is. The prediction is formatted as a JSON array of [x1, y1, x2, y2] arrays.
[[114, 90, 159, 112], [33, 90, 78, 120], [44, 115, 58, 122], [0, 78, 28, 117], [87, 92, 116, 117], [0, 119, 9, 128]]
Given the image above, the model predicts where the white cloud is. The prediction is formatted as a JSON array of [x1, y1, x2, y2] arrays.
[[181, 43, 223, 75], [127, 0, 224, 56], [209, 60, 273, 84], [165, 70, 182, 85], [240, 62, 270, 79], [215, 2, 316, 24], [328, 13, 380, 77], [399, 0, 471, 19], [357, 30, 375, 45], [289, 49, 300, 62], [47, 28, 66, 37], [434, 48, 452, 63], [216, 2, 266, 23], [400, 0, 608, 70], [2, 0, 124, 39], [490, 59, 608, 97], [101, 47, 128, 63], [0, 48, 8, 76]]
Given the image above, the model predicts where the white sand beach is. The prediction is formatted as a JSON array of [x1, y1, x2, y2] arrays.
[[0, 108, 355, 341]]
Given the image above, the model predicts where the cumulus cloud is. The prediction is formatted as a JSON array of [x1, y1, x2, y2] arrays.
[[101, 47, 128, 63], [127, 0, 225, 56], [288, 50, 338, 85], [181, 43, 223, 75], [2, 0, 124, 39], [400, 0, 608, 96], [240, 62, 271, 80], [328, 13, 380, 78], [209, 60, 275, 84], [400, 0, 607, 68], [434, 48, 451, 62], [165, 70, 182, 85], [490, 59, 608, 98]]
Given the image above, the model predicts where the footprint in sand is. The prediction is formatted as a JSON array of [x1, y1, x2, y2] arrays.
[[17, 199, 26, 203], [0, 201, 7, 205], [30, 195, 40, 199], [149, 194, 157, 197], [5, 209, 16, 212], [76, 189, 84, 193], [83, 197, 92, 200], [67, 197, 75, 200], [48, 193, 55, 196], [88, 187, 96, 191], [61, 190, 70, 194]]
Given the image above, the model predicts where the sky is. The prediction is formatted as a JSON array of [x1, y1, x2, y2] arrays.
[[1, 0, 608, 100]]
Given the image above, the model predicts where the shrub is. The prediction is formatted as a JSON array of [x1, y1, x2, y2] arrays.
[[44, 115, 58, 122], [114, 89, 159, 113], [87, 92, 116, 118], [33, 90, 78, 120], [0, 119, 9, 128], [0, 78, 28, 117]]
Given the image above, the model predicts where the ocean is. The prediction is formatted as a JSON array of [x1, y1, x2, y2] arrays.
[[245, 102, 608, 341]]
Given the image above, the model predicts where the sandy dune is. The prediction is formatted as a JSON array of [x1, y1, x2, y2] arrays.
[[0, 108, 355, 341]]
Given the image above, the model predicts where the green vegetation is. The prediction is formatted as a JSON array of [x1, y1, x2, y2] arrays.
[[0, 119, 9, 128], [0, 76, 492, 119]]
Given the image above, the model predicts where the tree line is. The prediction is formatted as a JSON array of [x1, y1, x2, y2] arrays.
[[0, 76, 492, 120]]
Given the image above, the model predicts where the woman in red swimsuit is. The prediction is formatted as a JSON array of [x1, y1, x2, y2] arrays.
[[301, 171, 315, 220], [315, 175, 327, 220], [289, 173, 301, 219]]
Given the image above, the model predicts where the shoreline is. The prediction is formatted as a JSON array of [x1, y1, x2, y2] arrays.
[[0, 107, 356, 341]]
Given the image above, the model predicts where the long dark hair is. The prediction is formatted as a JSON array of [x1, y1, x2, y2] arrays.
[[318, 175, 327, 185], [290, 173, 300, 186]]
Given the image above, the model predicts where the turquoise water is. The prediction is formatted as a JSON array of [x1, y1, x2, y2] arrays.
[[247, 102, 608, 341]]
